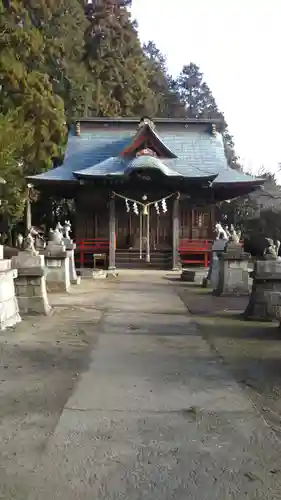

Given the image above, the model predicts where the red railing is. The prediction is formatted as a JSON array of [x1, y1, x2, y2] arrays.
[[76, 238, 110, 268], [179, 239, 212, 268]]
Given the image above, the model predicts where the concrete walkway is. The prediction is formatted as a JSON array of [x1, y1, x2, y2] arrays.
[[29, 273, 281, 499]]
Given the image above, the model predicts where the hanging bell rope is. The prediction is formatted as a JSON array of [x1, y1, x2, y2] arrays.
[[143, 204, 148, 216]]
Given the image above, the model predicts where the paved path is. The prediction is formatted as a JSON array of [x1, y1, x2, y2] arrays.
[[29, 273, 281, 499]]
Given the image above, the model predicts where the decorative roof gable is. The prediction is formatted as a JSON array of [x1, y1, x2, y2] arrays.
[[119, 119, 177, 159]]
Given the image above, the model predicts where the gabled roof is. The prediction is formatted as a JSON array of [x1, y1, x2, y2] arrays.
[[119, 121, 177, 158], [27, 117, 264, 194]]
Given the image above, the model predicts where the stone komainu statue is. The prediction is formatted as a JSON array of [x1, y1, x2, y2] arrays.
[[243, 235, 280, 260]]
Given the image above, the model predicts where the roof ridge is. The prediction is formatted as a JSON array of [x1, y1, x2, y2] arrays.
[[75, 117, 224, 125]]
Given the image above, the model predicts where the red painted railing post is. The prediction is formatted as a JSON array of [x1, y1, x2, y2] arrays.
[[204, 251, 208, 267]]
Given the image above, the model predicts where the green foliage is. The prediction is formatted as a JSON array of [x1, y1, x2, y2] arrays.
[[219, 170, 281, 239], [176, 62, 241, 170], [177, 63, 221, 120], [23, 0, 93, 120], [84, 1, 154, 116], [0, 1, 67, 177], [143, 41, 185, 118], [0, 111, 27, 220]]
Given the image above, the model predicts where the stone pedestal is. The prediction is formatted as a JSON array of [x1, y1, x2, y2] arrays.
[[244, 260, 281, 321], [63, 238, 81, 285], [0, 257, 21, 330], [205, 238, 227, 289], [43, 241, 70, 293], [11, 251, 51, 315], [265, 291, 281, 324], [214, 247, 251, 296], [181, 269, 196, 282], [210, 253, 220, 290]]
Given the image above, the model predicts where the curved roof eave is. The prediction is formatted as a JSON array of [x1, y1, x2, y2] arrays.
[[124, 155, 181, 176], [213, 177, 265, 187]]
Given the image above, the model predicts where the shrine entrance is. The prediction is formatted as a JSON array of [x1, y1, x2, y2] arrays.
[[116, 210, 172, 251], [115, 193, 174, 252]]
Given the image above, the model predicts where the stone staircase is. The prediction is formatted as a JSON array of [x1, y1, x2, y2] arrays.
[[115, 249, 173, 269]]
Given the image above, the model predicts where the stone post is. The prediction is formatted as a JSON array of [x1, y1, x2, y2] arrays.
[[108, 196, 116, 271], [172, 196, 180, 271], [208, 239, 227, 290], [63, 237, 81, 285], [43, 240, 70, 293], [213, 244, 251, 296], [0, 250, 21, 330], [11, 251, 51, 315], [244, 260, 281, 320]]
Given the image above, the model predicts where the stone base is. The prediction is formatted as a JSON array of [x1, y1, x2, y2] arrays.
[[45, 256, 70, 293], [66, 248, 80, 285], [181, 270, 196, 282], [214, 258, 250, 296], [11, 252, 51, 315], [265, 291, 281, 322], [14, 276, 51, 316], [0, 265, 21, 330], [71, 275, 81, 285], [244, 282, 281, 321], [0, 295, 21, 330], [92, 270, 107, 280], [92, 269, 118, 280], [210, 258, 219, 290], [244, 260, 281, 321]]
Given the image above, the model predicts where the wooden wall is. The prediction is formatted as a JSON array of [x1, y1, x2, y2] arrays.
[[75, 191, 109, 242], [75, 189, 215, 244], [180, 204, 215, 240]]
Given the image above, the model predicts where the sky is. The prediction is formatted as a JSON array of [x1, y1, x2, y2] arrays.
[[131, 0, 281, 178]]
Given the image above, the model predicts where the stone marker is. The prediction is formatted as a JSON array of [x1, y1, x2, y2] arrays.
[[244, 260, 281, 320], [43, 230, 70, 293], [0, 248, 21, 329], [265, 291, 281, 325], [213, 243, 251, 296], [11, 250, 51, 315], [205, 234, 228, 289], [63, 237, 81, 285], [62, 221, 80, 285]]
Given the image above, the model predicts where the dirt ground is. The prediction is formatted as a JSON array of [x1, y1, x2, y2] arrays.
[[2, 273, 281, 498], [177, 281, 281, 441], [0, 280, 114, 499]]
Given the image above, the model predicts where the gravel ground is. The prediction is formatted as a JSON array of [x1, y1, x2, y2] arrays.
[[0, 282, 107, 499], [178, 282, 281, 440], [2, 274, 281, 499]]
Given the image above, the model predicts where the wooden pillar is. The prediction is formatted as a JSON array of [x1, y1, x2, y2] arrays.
[[172, 195, 180, 270], [108, 196, 116, 270]]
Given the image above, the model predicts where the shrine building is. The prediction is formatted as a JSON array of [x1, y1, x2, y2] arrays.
[[28, 117, 264, 270]]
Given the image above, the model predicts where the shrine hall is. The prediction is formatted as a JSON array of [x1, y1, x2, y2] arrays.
[[28, 117, 264, 270]]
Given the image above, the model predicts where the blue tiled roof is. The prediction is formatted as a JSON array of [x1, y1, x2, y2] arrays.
[[28, 124, 260, 185], [28, 129, 133, 182]]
